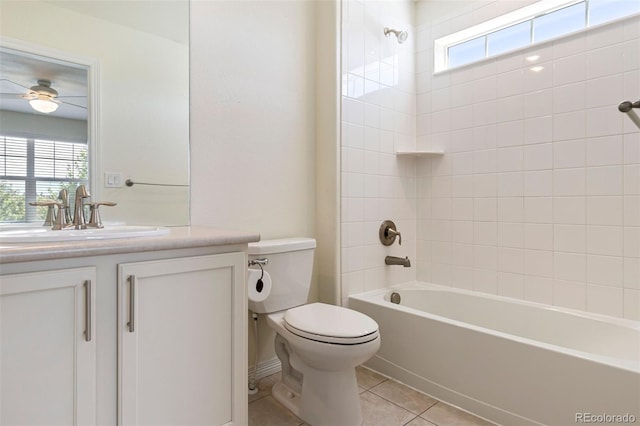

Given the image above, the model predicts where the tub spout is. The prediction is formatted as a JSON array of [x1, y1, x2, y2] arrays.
[[385, 256, 411, 267]]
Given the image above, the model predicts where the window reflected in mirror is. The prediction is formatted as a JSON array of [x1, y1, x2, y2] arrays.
[[0, 48, 89, 223]]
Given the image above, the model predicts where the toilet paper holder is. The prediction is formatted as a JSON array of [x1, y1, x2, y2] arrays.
[[248, 258, 269, 267]]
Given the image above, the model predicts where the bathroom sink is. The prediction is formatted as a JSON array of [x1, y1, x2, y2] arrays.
[[0, 225, 170, 243]]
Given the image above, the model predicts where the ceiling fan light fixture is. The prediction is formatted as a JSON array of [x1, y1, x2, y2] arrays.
[[29, 98, 59, 113]]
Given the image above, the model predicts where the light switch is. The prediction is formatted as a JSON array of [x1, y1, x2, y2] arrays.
[[105, 172, 123, 188]]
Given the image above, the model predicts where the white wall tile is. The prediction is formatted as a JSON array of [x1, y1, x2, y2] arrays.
[[586, 196, 623, 225], [406, 5, 638, 318], [525, 223, 553, 250], [524, 197, 553, 223], [524, 275, 554, 304], [554, 252, 586, 282], [523, 89, 552, 119], [585, 74, 624, 109], [523, 116, 553, 144], [586, 44, 625, 80], [553, 197, 585, 224], [624, 164, 640, 194], [586, 135, 623, 167], [553, 82, 585, 114], [585, 106, 623, 138], [555, 224, 586, 253], [586, 166, 623, 195], [524, 249, 554, 278], [587, 255, 623, 287], [623, 289, 640, 320], [498, 197, 524, 222], [553, 53, 586, 86], [586, 284, 623, 317], [624, 133, 640, 165], [524, 143, 553, 171], [586, 225, 624, 256], [554, 168, 585, 196], [554, 139, 585, 169], [553, 111, 585, 142], [523, 170, 553, 196], [497, 272, 525, 299], [625, 196, 640, 226], [624, 227, 640, 258], [497, 147, 523, 172], [554, 279, 586, 310], [498, 222, 524, 248]]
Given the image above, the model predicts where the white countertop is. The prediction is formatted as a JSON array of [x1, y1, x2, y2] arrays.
[[0, 226, 260, 264]]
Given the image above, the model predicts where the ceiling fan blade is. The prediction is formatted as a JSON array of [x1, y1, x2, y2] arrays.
[[57, 95, 87, 99], [60, 100, 88, 110], [0, 78, 29, 90]]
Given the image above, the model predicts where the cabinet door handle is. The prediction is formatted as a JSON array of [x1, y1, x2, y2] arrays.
[[127, 275, 135, 333], [84, 280, 92, 342]]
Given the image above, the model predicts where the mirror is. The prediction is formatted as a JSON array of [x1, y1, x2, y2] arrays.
[[0, 0, 190, 226]]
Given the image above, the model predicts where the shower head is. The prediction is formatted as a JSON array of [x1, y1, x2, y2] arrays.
[[384, 27, 408, 44]]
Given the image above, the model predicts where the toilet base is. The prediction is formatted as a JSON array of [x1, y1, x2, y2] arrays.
[[272, 381, 302, 417], [272, 367, 363, 426]]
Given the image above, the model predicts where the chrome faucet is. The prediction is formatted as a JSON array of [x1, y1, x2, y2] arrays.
[[73, 184, 90, 229], [385, 256, 411, 267]]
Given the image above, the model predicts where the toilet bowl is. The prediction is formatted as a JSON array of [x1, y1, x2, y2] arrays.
[[248, 238, 380, 426]]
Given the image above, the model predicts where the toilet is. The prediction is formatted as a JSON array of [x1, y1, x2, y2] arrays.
[[248, 238, 380, 426]]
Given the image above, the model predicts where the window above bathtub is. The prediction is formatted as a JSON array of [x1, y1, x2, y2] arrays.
[[434, 0, 640, 73]]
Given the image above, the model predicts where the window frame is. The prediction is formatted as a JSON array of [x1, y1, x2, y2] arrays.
[[435, 0, 640, 72]]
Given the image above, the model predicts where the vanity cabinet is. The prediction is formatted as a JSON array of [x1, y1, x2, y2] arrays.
[[0, 229, 254, 426], [1, 267, 97, 426], [118, 253, 245, 426]]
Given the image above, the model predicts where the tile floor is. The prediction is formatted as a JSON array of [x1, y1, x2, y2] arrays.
[[248, 366, 495, 426]]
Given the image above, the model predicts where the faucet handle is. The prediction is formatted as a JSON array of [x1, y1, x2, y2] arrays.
[[29, 200, 58, 226], [379, 220, 402, 246], [86, 201, 117, 228], [51, 202, 70, 230]]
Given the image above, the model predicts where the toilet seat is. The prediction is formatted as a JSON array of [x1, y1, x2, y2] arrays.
[[283, 303, 379, 345]]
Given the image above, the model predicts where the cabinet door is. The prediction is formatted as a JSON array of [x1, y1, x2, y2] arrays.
[[118, 252, 246, 426], [1, 267, 97, 426]]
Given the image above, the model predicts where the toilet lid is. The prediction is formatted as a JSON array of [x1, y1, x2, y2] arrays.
[[283, 303, 379, 345]]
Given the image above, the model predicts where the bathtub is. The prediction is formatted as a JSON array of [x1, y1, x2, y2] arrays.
[[349, 282, 640, 426]]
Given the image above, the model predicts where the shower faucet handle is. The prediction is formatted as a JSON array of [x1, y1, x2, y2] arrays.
[[379, 220, 402, 246]]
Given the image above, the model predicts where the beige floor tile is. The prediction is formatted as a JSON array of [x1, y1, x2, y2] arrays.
[[370, 379, 438, 415], [405, 417, 437, 426], [360, 391, 417, 426], [420, 402, 495, 426], [356, 365, 387, 390], [248, 395, 304, 426], [249, 373, 280, 403]]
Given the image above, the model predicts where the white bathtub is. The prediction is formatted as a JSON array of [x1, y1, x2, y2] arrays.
[[349, 282, 640, 426]]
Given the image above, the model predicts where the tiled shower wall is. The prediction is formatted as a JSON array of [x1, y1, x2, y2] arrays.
[[340, 0, 417, 305], [415, 3, 640, 320]]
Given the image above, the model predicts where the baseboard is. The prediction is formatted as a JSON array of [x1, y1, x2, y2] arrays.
[[249, 357, 281, 380]]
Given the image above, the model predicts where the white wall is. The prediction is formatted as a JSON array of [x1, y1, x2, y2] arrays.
[[340, 0, 417, 304], [190, 0, 322, 367], [190, 0, 317, 240], [415, 1, 640, 320]]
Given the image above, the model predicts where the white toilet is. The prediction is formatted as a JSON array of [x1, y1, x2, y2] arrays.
[[248, 238, 380, 426]]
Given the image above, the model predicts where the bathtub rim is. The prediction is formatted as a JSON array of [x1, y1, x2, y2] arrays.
[[348, 281, 640, 374]]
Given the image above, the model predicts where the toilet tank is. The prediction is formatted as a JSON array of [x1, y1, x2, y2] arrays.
[[248, 237, 316, 314]]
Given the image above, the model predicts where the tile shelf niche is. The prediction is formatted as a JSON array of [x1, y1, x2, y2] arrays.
[[395, 150, 444, 157]]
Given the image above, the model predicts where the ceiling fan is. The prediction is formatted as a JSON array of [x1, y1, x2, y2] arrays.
[[0, 78, 87, 114]]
